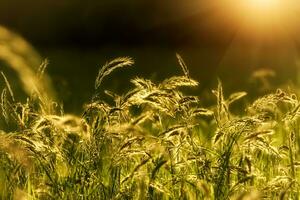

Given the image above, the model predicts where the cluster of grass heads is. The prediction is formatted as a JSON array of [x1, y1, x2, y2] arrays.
[[1, 52, 300, 199]]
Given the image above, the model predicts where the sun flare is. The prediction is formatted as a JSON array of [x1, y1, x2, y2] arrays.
[[218, 0, 298, 36], [246, 0, 280, 10], [240, 0, 282, 22]]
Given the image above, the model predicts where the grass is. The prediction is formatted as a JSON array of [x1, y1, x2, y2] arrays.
[[1, 29, 300, 199]]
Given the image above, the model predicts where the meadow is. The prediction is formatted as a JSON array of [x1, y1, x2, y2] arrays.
[[1, 27, 300, 200]]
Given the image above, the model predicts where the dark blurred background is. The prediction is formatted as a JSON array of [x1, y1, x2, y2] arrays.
[[0, 0, 299, 112]]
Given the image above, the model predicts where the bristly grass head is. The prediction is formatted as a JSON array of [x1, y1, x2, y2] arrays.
[[176, 53, 189, 78], [95, 57, 134, 90], [1, 71, 15, 102]]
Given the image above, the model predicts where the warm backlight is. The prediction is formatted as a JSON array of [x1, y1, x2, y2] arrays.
[[241, 0, 282, 22], [246, 0, 280, 10], [220, 0, 296, 36]]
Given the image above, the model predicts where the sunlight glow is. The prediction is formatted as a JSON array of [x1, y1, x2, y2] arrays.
[[241, 0, 282, 23], [218, 0, 299, 36], [246, 0, 279, 10]]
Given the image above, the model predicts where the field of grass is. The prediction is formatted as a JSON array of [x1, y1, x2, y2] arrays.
[[1, 27, 300, 200]]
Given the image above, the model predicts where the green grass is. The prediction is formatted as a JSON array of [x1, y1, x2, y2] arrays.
[[1, 49, 300, 199]]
